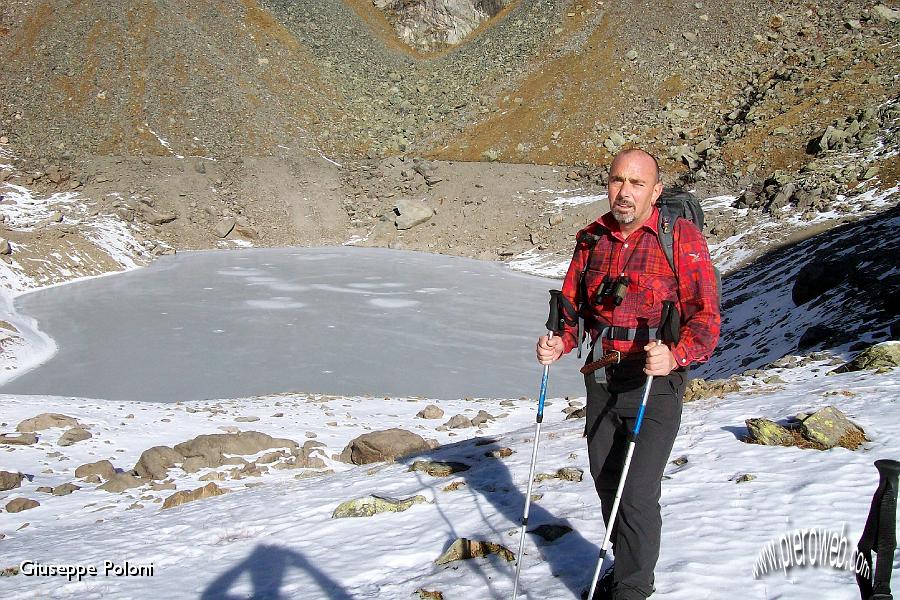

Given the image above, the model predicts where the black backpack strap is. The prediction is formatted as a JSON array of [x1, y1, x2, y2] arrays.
[[857, 459, 900, 600]]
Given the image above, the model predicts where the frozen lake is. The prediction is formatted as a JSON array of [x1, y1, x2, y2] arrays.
[[2, 247, 585, 402]]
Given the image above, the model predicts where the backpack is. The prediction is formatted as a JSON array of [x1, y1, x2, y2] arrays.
[[656, 188, 722, 311]]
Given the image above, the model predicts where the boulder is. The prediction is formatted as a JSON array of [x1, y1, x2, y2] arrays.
[[162, 482, 228, 509], [393, 199, 435, 230], [435, 538, 514, 565], [75, 460, 116, 480], [58, 427, 92, 446], [444, 414, 473, 429], [745, 418, 794, 445], [799, 406, 866, 449], [0, 471, 25, 491], [556, 467, 584, 482], [98, 473, 145, 493], [332, 494, 426, 518], [832, 341, 900, 373], [872, 5, 900, 23], [0, 432, 38, 446], [16, 413, 79, 432], [51, 483, 80, 496], [408, 460, 470, 477], [684, 377, 741, 402], [213, 218, 236, 238], [416, 405, 444, 419], [339, 428, 429, 465], [174, 432, 298, 463], [471, 410, 494, 427], [133, 446, 182, 480], [5, 498, 39, 513]]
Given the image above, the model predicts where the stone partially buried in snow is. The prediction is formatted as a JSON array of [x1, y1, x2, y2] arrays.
[[393, 199, 435, 230], [339, 428, 430, 465], [0, 432, 38, 446], [529, 523, 573, 542], [435, 538, 514, 565], [332, 494, 426, 518], [5, 498, 39, 513], [0, 471, 25, 491], [133, 445, 183, 480], [409, 460, 470, 477], [75, 460, 116, 481], [800, 406, 866, 450], [174, 431, 299, 463], [98, 473, 145, 493], [58, 427, 92, 446], [417, 404, 444, 419], [745, 418, 795, 446], [444, 414, 473, 429], [831, 341, 900, 374], [162, 482, 228, 510], [16, 413, 80, 432]]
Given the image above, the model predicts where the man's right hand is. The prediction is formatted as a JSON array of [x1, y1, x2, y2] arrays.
[[536, 335, 564, 365]]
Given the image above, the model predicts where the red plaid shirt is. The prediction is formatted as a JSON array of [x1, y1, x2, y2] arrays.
[[559, 206, 720, 367]]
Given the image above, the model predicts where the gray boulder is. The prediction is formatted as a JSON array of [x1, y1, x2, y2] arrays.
[[417, 404, 445, 419], [393, 199, 435, 230], [339, 428, 430, 465], [444, 414, 473, 429], [832, 342, 900, 373], [800, 406, 866, 449], [213, 218, 236, 238]]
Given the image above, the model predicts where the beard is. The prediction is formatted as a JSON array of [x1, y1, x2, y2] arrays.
[[612, 201, 635, 224]]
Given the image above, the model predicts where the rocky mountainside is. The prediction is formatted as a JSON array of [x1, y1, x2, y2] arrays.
[[0, 0, 897, 295]]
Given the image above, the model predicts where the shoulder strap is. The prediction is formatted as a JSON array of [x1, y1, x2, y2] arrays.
[[656, 210, 677, 276]]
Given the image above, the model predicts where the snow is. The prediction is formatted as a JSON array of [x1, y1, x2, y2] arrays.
[[0, 362, 896, 599]]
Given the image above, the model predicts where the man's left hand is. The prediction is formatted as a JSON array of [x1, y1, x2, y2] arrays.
[[643, 342, 677, 376]]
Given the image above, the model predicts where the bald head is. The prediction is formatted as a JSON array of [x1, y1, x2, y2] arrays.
[[610, 148, 660, 184]]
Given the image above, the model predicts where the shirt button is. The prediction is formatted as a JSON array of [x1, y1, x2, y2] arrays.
[[624, 243, 629, 248]]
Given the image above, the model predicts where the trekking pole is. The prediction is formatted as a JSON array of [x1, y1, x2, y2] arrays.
[[586, 301, 675, 600], [512, 289, 564, 599]]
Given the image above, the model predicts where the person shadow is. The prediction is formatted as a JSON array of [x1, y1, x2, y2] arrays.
[[201, 543, 354, 600], [417, 435, 601, 599]]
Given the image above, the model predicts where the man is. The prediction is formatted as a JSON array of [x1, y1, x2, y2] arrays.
[[535, 148, 720, 600]]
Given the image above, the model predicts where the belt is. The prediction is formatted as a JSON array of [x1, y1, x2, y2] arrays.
[[580, 350, 645, 375]]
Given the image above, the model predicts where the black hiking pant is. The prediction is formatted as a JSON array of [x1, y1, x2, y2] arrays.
[[584, 361, 687, 600]]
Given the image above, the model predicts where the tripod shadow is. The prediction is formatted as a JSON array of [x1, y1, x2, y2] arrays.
[[425, 435, 600, 598], [201, 543, 354, 600]]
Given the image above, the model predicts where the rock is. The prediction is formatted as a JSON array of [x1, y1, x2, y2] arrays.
[[133, 446, 183, 480], [58, 427, 92, 446], [417, 405, 444, 419], [415, 589, 443, 600], [174, 432, 299, 466], [745, 418, 794, 445], [408, 460, 470, 477], [0, 471, 25, 491], [485, 447, 513, 459], [339, 428, 430, 465], [565, 407, 586, 420], [143, 209, 178, 225], [471, 410, 494, 427], [0, 239, 11, 255], [529, 524, 573, 542], [435, 538, 514, 565], [75, 460, 116, 480], [872, 5, 900, 23], [0, 433, 38, 446], [16, 413, 79, 432], [799, 406, 866, 449], [444, 414, 473, 429], [393, 199, 435, 230], [214, 218, 236, 238], [332, 494, 426, 518], [234, 416, 260, 423], [684, 378, 741, 402], [99, 473, 145, 493], [832, 341, 900, 373], [556, 467, 584, 482], [733, 474, 756, 483], [481, 149, 499, 162], [51, 482, 80, 496], [625, 49, 638, 61], [5, 498, 39, 513], [162, 482, 228, 509]]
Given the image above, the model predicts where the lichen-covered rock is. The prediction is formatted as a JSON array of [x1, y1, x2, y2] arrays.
[[556, 467, 584, 482], [332, 494, 426, 518], [435, 538, 514, 565], [745, 418, 795, 445], [832, 342, 900, 374], [408, 460, 470, 477], [800, 406, 866, 449], [162, 482, 228, 509]]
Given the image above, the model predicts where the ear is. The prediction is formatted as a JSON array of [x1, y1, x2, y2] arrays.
[[651, 181, 663, 203]]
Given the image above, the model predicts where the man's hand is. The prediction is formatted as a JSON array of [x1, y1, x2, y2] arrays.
[[643, 342, 677, 376], [536, 335, 564, 365]]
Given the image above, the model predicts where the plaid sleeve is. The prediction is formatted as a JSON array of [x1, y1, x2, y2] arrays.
[[671, 220, 720, 366]]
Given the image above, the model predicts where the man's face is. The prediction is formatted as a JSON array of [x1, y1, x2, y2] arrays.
[[607, 152, 662, 230]]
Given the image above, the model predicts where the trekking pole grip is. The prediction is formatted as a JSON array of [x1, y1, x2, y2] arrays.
[[546, 289, 563, 334]]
